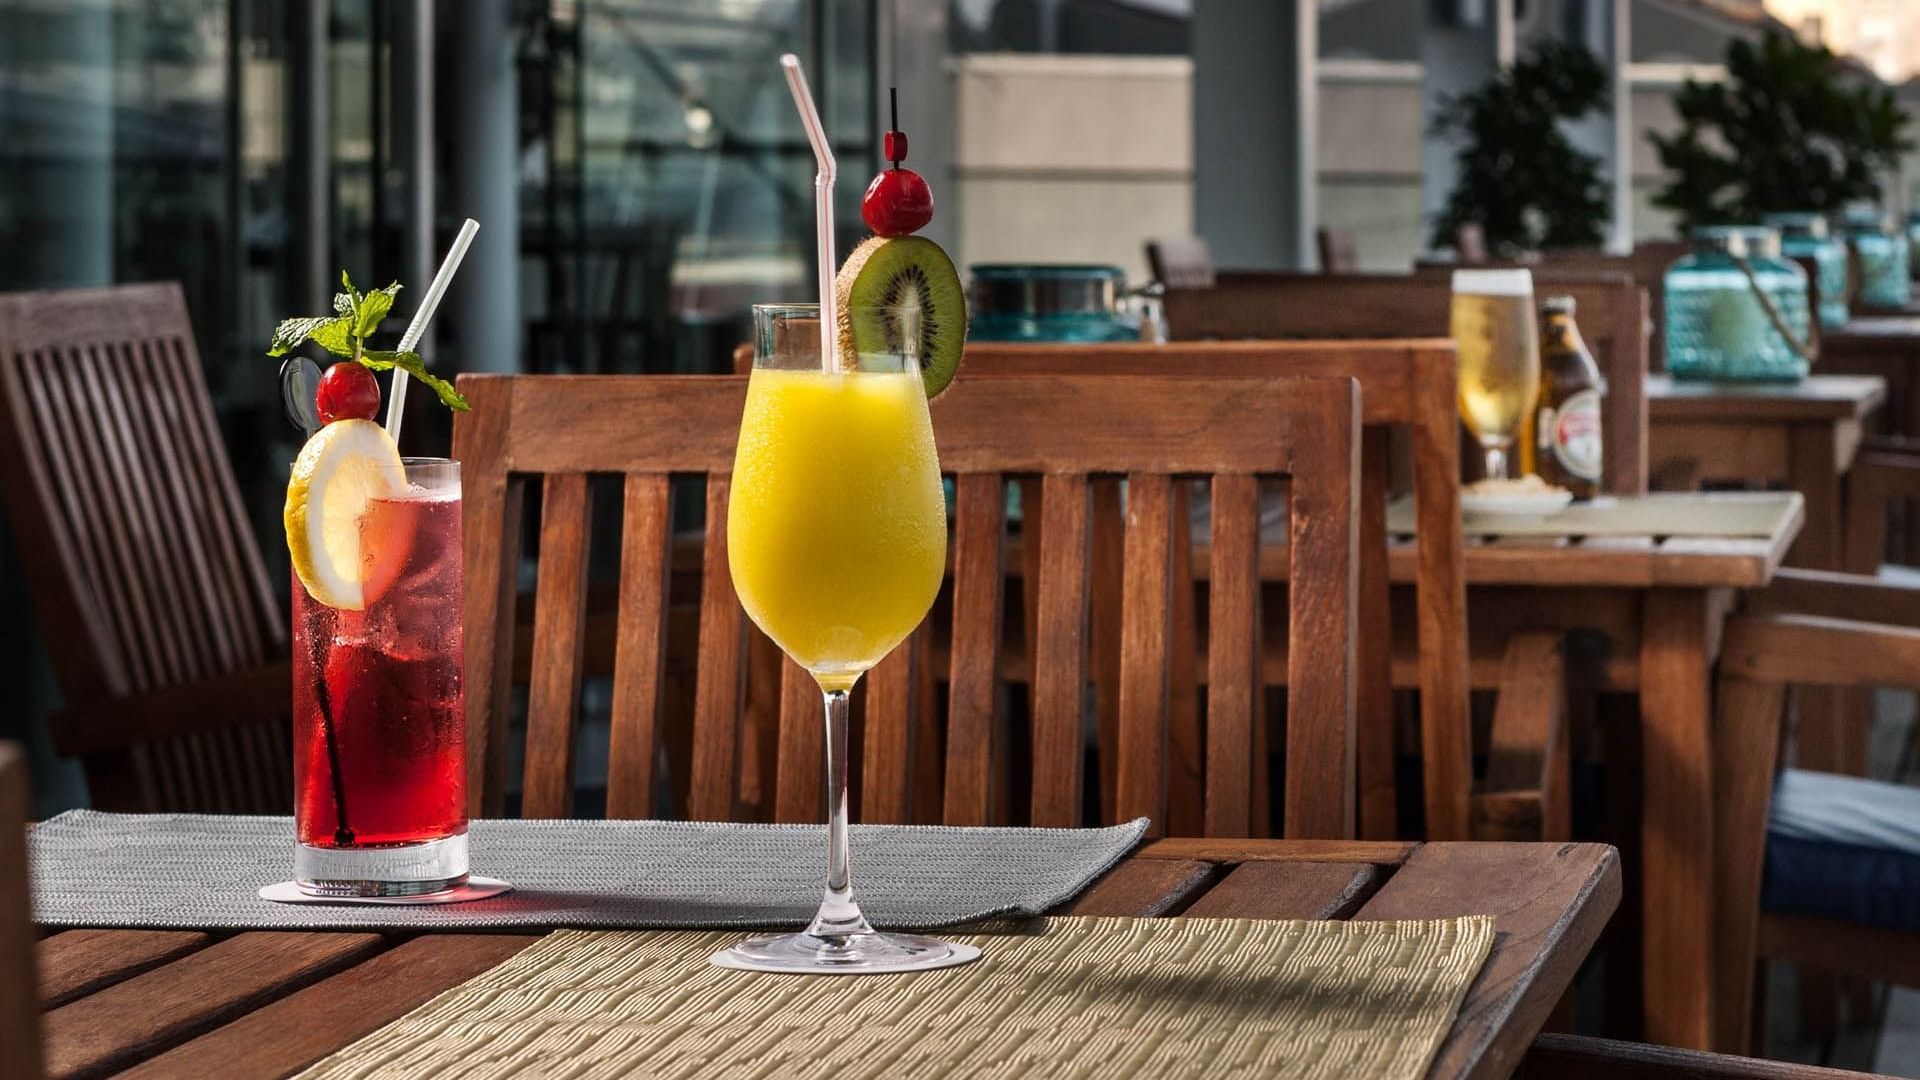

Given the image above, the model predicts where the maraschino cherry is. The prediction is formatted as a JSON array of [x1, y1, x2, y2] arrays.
[[862, 88, 933, 237], [315, 361, 381, 424]]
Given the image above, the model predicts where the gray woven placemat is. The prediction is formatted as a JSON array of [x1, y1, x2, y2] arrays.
[[28, 811, 1147, 931]]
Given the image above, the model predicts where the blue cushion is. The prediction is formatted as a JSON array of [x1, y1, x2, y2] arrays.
[[1762, 768, 1920, 933]]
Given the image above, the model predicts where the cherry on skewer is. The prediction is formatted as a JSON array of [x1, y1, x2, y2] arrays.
[[862, 87, 933, 238]]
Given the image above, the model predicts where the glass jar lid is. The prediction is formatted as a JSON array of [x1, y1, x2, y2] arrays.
[[1689, 225, 1782, 260], [1760, 212, 1829, 240], [1840, 205, 1890, 232], [968, 264, 1126, 317]]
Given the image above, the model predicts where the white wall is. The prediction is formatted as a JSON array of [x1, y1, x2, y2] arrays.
[[952, 54, 1192, 285]]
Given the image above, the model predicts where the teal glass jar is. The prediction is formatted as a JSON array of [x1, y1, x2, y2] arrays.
[[1764, 213, 1848, 329], [1664, 226, 1812, 382], [967, 264, 1140, 343], [1839, 207, 1911, 309]]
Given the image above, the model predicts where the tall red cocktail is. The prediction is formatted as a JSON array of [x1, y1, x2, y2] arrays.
[[291, 458, 467, 895]]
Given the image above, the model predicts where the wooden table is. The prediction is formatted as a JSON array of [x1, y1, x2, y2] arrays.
[[1371, 492, 1804, 1052], [1647, 373, 1884, 569], [1823, 317, 1920, 439], [31, 840, 1618, 1080]]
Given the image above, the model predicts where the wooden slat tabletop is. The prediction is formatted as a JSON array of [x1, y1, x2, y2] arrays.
[[1388, 491, 1804, 589], [33, 840, 1618, 1080], [1647, 373, 1887, 421]]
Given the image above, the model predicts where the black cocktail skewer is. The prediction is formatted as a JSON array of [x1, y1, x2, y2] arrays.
[[310, 645, 355, 846]]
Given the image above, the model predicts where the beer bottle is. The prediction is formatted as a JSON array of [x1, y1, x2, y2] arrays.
[[1535, 296, 1605, 500]]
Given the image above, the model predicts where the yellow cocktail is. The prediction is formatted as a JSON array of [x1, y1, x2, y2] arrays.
[[728, 366, 945, 690], [716, 302, 967, 976]]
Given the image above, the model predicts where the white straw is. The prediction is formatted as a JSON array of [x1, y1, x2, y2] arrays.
[[779, 54, 840, 373], [385, 217, 481, 442]]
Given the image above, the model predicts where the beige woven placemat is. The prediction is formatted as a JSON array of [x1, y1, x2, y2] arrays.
[[298, 915, 1495, 1079]]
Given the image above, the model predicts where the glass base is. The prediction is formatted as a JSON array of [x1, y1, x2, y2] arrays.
[[711, 930, 980, 975], [295, 831, 469, 897]]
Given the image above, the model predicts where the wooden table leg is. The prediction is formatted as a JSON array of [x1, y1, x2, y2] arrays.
[[1638, 588, 1715, 1050], [1785, 423, 1841, 569]]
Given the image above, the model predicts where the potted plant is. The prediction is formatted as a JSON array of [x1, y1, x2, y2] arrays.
[[1430, 40, 1611, 257], [1650, 30, 1909, 228]]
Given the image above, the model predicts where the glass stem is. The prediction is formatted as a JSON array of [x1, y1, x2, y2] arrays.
[[1483, 442, 1510, 481], [806, 687, 873, 943]]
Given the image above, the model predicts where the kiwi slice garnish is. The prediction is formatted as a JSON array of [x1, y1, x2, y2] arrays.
[[834, 235, 967, 398]]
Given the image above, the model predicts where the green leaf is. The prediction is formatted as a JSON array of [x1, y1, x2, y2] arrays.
[[354, 282, 402, 340], [308, 318, 355, 357], [269, 315, 344, 357], [358, 350, 469, 411], [333, 292, 356, 316]]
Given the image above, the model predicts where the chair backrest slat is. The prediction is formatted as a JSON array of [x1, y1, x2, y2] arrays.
[[773, 656, 820, 824], [1115, 470, 1176, 832], [0, 284, 287, 812], [1282, 406, 1362, 839], [1204, 472, 1262, 837], [861, 630, 922, 824], [1029, 472, 1092, 828], [943, 472, 1008, 827], [459, 373, 1359, 838], [687, 472, 745, 821], [521, 472, 593, 817], [605, 472, 673, 819]]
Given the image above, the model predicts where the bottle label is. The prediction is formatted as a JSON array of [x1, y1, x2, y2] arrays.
[[1550, 389, 1603, 482]]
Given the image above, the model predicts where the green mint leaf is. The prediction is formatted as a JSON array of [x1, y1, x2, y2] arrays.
[[308, 318, 356, 357], [358, 349, 470, 411], [354, 282, 402, 340], [268, 315, 337, 356], [333, 291, 355, 316], [340, 269, 354, 294]]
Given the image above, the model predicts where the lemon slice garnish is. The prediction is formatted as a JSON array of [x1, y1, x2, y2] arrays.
[[284, 420, 406, 610]]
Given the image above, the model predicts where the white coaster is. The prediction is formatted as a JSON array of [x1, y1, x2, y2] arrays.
[[259, 876, 513, 905], [710, 941, 981, 975]]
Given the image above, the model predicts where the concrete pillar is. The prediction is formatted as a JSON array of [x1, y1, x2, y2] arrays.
[[1532, 0, 1631, 251], [880, 0, 956, 254], [1422, 0, 1514, 243], [445, 0, 519, 374], [18, 2, 114, 286], [1191, 0, 1316, 270], [393, 0, 437, 357]]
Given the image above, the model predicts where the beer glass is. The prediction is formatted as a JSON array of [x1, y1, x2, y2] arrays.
[[1450, 269, 1541, 480]]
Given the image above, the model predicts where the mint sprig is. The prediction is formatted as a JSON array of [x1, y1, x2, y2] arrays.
[[268, 271, 469, 412]]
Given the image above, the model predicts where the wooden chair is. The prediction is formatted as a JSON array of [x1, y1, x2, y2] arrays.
[[1708, 571, 1920, 1054], [0, 743, 41, 1080], [1156, 273, 1651, 846], [455, 372, 1361, 839], [0, 284, 291, 813], [965, 340, 1475, 844], [1317, 228, 1360, 274], [1144, 236, 1215, 290], [1455, 224, 1489, 264]]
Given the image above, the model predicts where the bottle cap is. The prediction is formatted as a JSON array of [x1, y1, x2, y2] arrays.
[[1542, 296, 1576, 316]]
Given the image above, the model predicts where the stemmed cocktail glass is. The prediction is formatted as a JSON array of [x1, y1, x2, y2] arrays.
[[713, 303, 971, 974]]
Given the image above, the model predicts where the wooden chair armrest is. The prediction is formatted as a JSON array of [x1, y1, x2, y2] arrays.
[[1471, 630, 1569, 841], [1722, 613, 1920, 691], [1518, 1034, 1876, 1079], [1749, 568, 1920, 628], [51, 661, 291, 758]]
